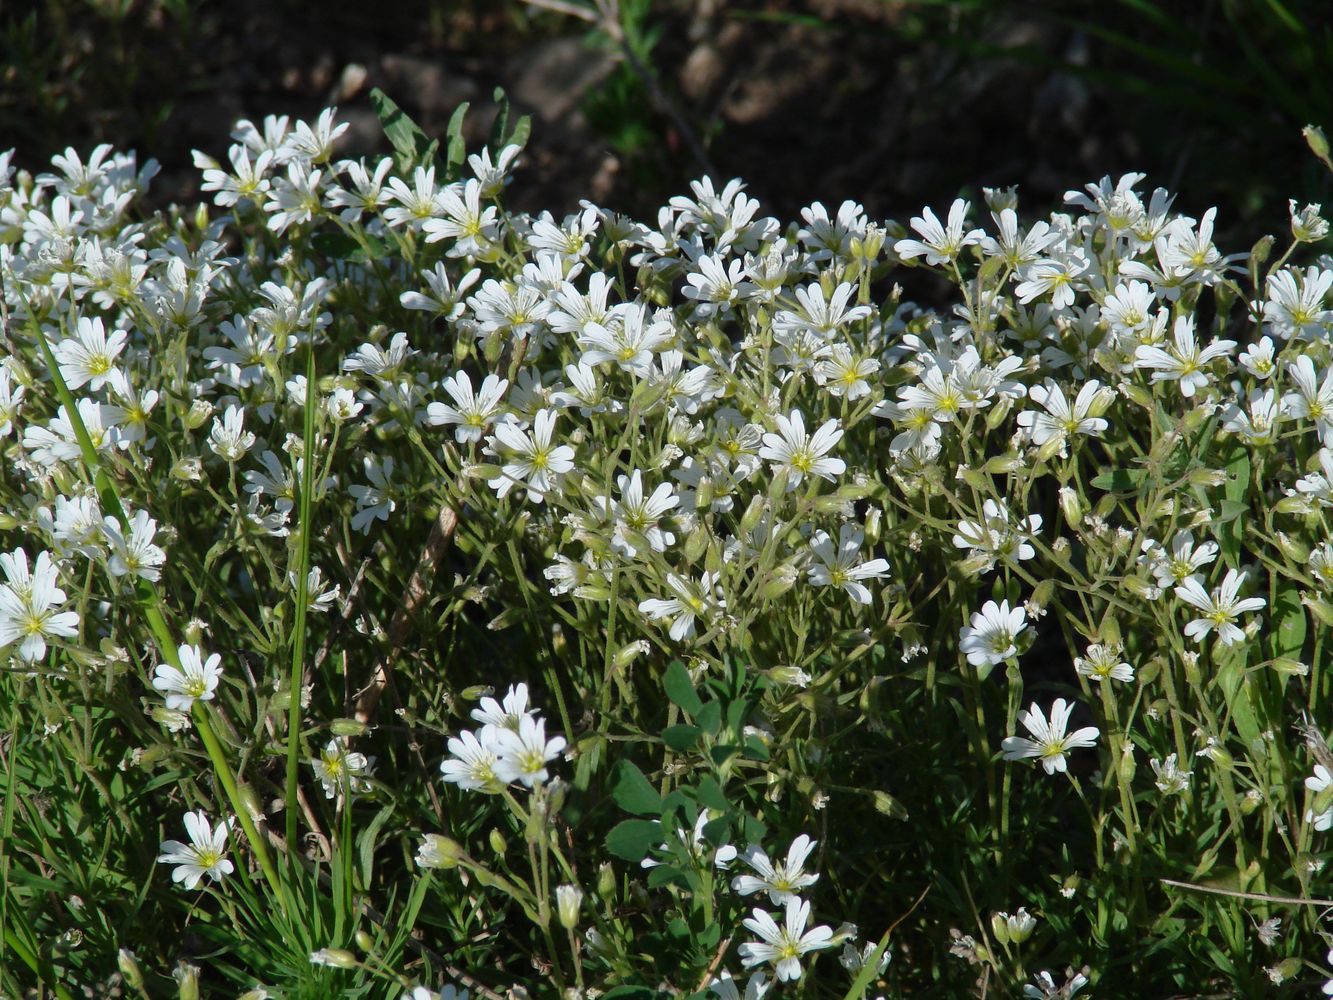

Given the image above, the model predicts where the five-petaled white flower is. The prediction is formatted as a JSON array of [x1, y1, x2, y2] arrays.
[[806, 526, 889, 605], [487, 408, 575, 502], [758, 410, 845, 488], [959, 599, 1027, 667], [491, 714, 567, 787], [738, 897, 836, 982], [638, 571, 725, 642], [1002, 699, 1100, 775], [427, 371, 509, 444], [152, 644, 224, 711], [1174, 568, 1266, 647], [157, 810, 233, 890], [1133, 315, 1235, 398], [893, 198, 983, 265], [0, 549, 80, 662], [732, 834, 821, 905]]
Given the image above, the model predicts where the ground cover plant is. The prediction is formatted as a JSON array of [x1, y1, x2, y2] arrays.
[[3, 97, 1333, 998]]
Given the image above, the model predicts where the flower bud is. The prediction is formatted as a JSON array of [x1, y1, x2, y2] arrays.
[[416, 834, 465, 869], [355, 929, 375, 952], [597, 861, 617, 900], [1303, 592, 1333, 628], [556, 884, 583, 929], [173, 961, 200, 1000], [761, 563, 798, 600], [1275, 531, 1310, 564], [1036, 434, 1067, 464], [863, 506, 882, 546], [985, 395, 1013, 430], [1305, 124, 1333, 171], [331, 718, 369, 738], [183, 398, 213, 430], [740, 494, 767, 534], [1058, 486, 1084, 527], [614, 640, 649, 669], [489, 828, 508, 856], [118, 949, 145, 992], [309, 948, 358, 969]]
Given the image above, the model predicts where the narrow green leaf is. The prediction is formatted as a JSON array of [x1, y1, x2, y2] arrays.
[[368, 87, 439, 173]]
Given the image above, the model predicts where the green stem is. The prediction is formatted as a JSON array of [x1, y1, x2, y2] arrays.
[[286, 344, 318, 846]]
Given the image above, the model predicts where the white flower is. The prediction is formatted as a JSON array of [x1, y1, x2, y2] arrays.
[[1150, 753, 1192, 796], [102, 509, 166, 582], [427, 371, 508, 444], [157, 810, 233, 890], [1263, 266, 1332, 340], [959, 599, 1027, 667], [312, 737, 373, 799], [1017, 379, 1110, 449], [952, 499, 1042, 567], [471, 683, 535, 732], [208, 405, 256, 462], [594, 470, 680, 558], [1174, 568, 1266, 647], [1238, 337, 1277, 380], [1283, 354, 1333, 446], [806, 526, 889, 605], [152, 644, 223, 711], [732, 834, 820, 905], [578, 304, 673, 374], [1133, 314, 1235, 397], [350, 455, 398, 532], [487, 409, 575, 502], [491, 714, 566, 787], [1001, 699, 1100, 775], [738, 898, 835, 982], [639, 571, 725, 641], [1305, 764, 1333, 831], [894, 198, 983, 265], [0, 550, 80, 662], [708, 970, 771, 1000], [642, 811, 738, 871], [440, 729, 503, 793], [1074, 643, 1134, 683], [758, 409, 845, 488], [53, 315, 126, 391], [1146, 530, 1218, 590]]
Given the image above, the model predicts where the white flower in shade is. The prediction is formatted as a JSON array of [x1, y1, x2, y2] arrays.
[[470, 683, 535, 732], [806, 526, 889, 605], [1074, 643, 1134, 683], [1282, 354, 1333, 446], [312, 737, 373, 799], [1145, 530, 1218, 590], [426, 371, 509, 444], [1017, 379, 1111, 449], [959, 599, 1027, 667], [893, 198, 983, 265], [708, 970, 771, 1000], [1174, 568, 1266, 647], [1133, 314, 1235, 397], [638, 571, 725, 642], [152, 644, 223, 711], [1238, 337, 1277, 380], [208, 405, 256, 462], [324, 386, 362, 422], [157, 810, 233, 890], [1150, 753, 1192, 796], [53, 315, 127, 392], [738, 898, 836, 982], [0, 550, 80, 662], [952, 499, 1041, 567], [758, 410, 845, 488], [491, 715, 566, 787], [732, 834, 820, 905], [1001, 699, 1100, 775], [440, 729, 502, 793], [101, 509, 166, 582], [350, 455, 397, 533], [1305, 765, 1333, 831], [555, 884, 583, 928], [486, 409, 575, 502], [1023, 969, 1089, 998]]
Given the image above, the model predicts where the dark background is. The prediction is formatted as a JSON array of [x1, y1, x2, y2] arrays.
[[4, 0, 1332, 236]]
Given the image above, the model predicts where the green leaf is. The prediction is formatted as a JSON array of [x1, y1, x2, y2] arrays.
[[601, 988, 657, 1000], [646, 864, 685, 889], [611, 760, 662, 816], [664, 660, 704, 715], [311, 230, 386, 263], [695, 700, 722, 736], [742, 734, 770, 760], [1219, 445, 1251, 568], [1272, 587, 1307, 661], [606, 819, 661, 862], [662, 724, 702, 751], [697, 776, 729, 812], [368, 88, 439, 174], [444, 101, 470, 181], [489, 87, 511, 153]]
